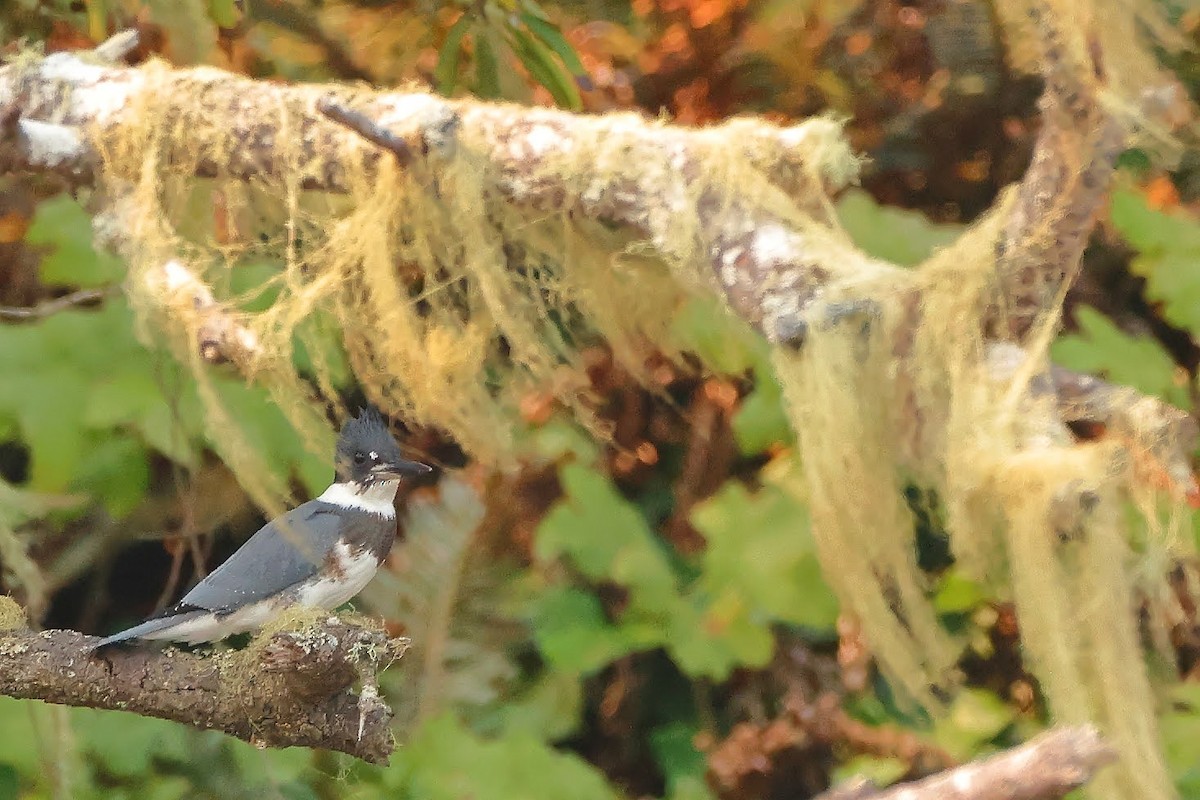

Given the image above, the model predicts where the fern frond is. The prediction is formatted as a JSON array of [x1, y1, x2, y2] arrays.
[[362, 477, 524, 728]]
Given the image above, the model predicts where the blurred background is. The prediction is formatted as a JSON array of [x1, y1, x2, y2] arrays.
[[3, 0, 1200, 798]]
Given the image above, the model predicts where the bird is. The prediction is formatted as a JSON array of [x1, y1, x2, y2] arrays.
[[89, 407, 431, 650]]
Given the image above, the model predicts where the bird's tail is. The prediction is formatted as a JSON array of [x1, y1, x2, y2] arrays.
[[87, 609, 209, 651]]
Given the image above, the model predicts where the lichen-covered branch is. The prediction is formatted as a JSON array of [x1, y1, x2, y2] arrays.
[[815, 725, 1117, 800], [0, 41, 867, 344], [1, 28, 1194, 495], [0, 604, 407, 763]]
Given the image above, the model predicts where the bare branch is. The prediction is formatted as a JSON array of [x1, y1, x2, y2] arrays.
[[815, 725, 1117, 800], [0, 607, 407, 763], [0, 288, 112, 321]]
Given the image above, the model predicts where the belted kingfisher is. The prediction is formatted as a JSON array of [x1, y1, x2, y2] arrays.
[[90, 407, 431, 649]]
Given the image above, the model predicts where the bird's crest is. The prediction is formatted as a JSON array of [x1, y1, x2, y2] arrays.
[[337, 406, 392, 450]]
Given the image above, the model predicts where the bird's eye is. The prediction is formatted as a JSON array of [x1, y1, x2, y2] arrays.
[[353, 452, 366, 465]]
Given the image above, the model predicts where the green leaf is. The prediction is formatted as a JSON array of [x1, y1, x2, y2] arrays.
[[651, 721, 712, 796], [0, 764, 17, 800], [481, 669, 583, 741], [225, 259, 282, 313], [1131, 249, 1200, 334], [208, 0, 241, 28], [72, 707, 191, 777], [474, 32, 502, 99], [535, 464, 673, 587], [0, 699, 41, 777], [292, 312, 353, 389], [209, 378, 332, 498], [667, 776, 719, 800], [837, 189, 962, 267], [12, 368, 90, 491], [692, 481, 838, 630], [145, 0, 219, 64], [437, 13, 474, 95], [1110, 189, 1200, 252], [933, 570, 987, 615], [516, 418, 601, 462], [530, 586, 659, 674], [671, 297, 770, 376], [831, 755, 909, 789], [520, 11, 588, 80], [536, 464, 834, 680], [134, 398, 200, 468], [391, 714, 620, 800], [84, 369, 164, 429], [26, 195, 124, 287], [1161, 683, 1200, 785], [1052, 306, 1187, 407], [507, 27, 582, 110], [1110, 189, 1200, 336], [731, 379, 793, 454], [73, 437, 150, 518], [932, 688, 1014, 759]]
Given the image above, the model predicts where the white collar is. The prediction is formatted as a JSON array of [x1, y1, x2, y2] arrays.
[[316, 480, 398, 517]]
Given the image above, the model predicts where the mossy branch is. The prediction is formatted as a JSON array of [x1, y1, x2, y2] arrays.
[[0, 602, 407, 764]]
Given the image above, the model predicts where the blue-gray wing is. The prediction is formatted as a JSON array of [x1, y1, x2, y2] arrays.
[[179, 500, 344, 613]]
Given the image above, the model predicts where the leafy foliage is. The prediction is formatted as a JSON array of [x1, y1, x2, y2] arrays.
[[1111, 188, 1200, 337], [532, 462, 837, 681], [670, 298, 793, 455], [835, 189, 963, 268], [0, 196, 333, 521], [386, 713, 619, 800], [436, 1, 589, 109], [1051, 187, 1200, 413], [1052, 306, 1189, 408]]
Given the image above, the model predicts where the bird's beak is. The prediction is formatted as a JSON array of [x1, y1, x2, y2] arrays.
[[373, 458, 433, 480]]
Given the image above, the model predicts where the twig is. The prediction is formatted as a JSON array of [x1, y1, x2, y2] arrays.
[[317, 95, 412, 164], [0, 605, 407, 764], [0, 288, 111, 321], [814, 725, 1117, 800], [94, 30, 140, 64]]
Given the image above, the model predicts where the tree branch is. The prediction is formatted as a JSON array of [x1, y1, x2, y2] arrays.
[[814, 725, 1117, 800], [1, 33, 1193, 501], [0, 603, 407, 763], [0, 287, 112, 321]]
